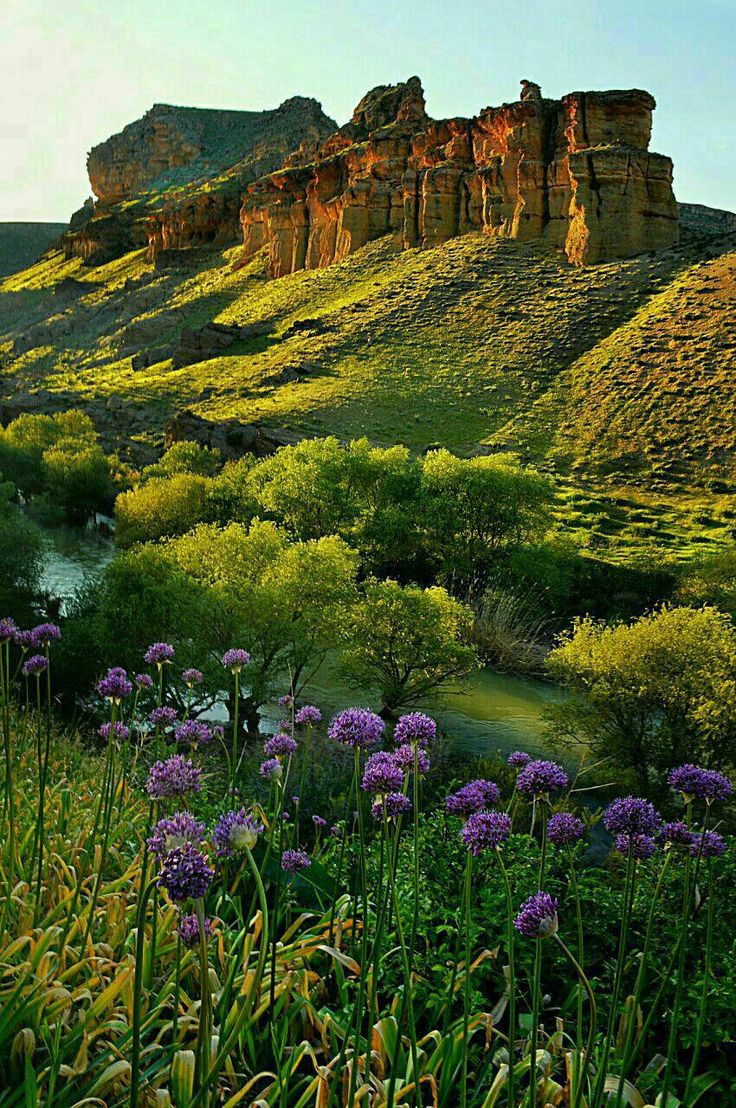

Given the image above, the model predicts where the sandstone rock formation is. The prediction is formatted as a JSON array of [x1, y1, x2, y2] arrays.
[[238, 78, 678, 273], [64, 98, 337, 264]]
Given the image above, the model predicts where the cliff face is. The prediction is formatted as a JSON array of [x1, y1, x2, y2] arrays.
[[65, 98, 337, 264], [239, 79, 678, 274]]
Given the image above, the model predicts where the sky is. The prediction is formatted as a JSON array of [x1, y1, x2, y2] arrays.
[[1, 0, 734, 222]]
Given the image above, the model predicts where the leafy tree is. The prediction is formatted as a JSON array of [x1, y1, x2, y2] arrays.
[[339, 577, 477, 716], [115, 474, 216, 547], [676, 548, 736, 619], [0, 480, 44, 619], [42, 439, 112, 520], [167, 520, 359, 732], [141, 440, 222, 482], [546, 605, 736, 790], [419, 450, 554, 593]]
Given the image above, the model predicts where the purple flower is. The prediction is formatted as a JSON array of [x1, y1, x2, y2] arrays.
[[221, 648, 250, 671], [515, 891, 559, 939], [462, 811, 512, 854], [278, 694, 293, 708], [0, 617, 17, 642], [260, 757, 282, 781], [516, 760, 569, 798], [135, 673, 153, 690], [14, 629, 35, 651], [148, 812, 206, 859], [659, 821, 695, 848], [372, 792, 413, 821], [446, 779, 500, 817], [158, 845, 214, 903], [393, 743, 430, 776], [145, 755, 202, 799], [394, 712, 436, 747], [547, 812, 585, 846], [175, 720, 213, 747], [312, 814, 327, 829], [182, 668, 203, 687], [328, 708, 385, 750], [330, 824, 341, 836], [150, 706, 178, 728], [614, 833, 657, 860], [22, 654, 48, 677], [282, 849, 311, 874], [178, 912, 212, 949], [603, 797, 662, 837], [508, 751, 532, 769], [361, 751, 404, 794], [212, 809, 263, 856], [30, 622, 61, 647], [98, 721, 130, 742], [295, 705, 322, 726], [668, 764, 733, 803], [691, 831, 727, 858], [145, 642, 175, 666], [97, 666, 132, 701], [264, 732, 298, 758]]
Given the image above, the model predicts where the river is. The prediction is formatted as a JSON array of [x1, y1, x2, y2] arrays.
[[37, 522, 566, 760]]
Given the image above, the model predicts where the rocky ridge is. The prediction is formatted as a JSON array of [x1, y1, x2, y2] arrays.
[[239, 76, 679, 273]]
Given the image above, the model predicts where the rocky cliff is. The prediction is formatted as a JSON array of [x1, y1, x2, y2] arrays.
[[238, 77, 678, 273], [64, 98, 337, 264]]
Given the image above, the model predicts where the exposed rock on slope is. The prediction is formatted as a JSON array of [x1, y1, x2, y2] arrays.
[[65, 99, 337, 264], [239, 78, 678, 275]]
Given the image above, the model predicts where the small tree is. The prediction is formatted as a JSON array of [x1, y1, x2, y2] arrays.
[[546, 605, 736, 791], [141, 440, 222, 481], [339, 578, 477, 716]]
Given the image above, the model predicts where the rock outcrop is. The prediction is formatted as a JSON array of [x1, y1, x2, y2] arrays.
[[238, 78, 678, 273], [64, 98, 337, 265]]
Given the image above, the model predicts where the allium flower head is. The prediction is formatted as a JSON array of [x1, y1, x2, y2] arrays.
[[98, 721, 130, 743], [0, 617, 17, 642], [328, 708, 385, 750], [514, 891, 559, 939], [97, 666, 132, 701], [278, 694, 293, 708], [158, 844, 214, 903], [178, 912, 212, 949], [446, 779, 500, 817], [182, 668, 203, 687], [394, 712, 437, 747], [150, 706, 178, 728], [259, 757, 282, 781], [31, 622, 61, 647], [135, 673, 153, 690], [691, 830, 727, 858], [148, 812, 206, 859], [668, 764, 733, 803], [614, 833, 657, 860], [372, 792, 413, 821], [547, 812, 585, 846], [508, 751, 532, 769], [14, 629, 34, 651], [393, 743, 430, 776], [312, 814, 327, 829], [175, 720, 213, 747], [146, 755, 202, 799], [295, 704, 321, 726], [221, 648, 250, 672], [362, 751, 404, 794], [264, 732, 298, 758], [22, 654, 48, 677], [603, 796, 662, 837], [282, 849, 311, 874], [212, 809, 263, 856], [517, 760, 569, 797], [462, 811, 512, 854], [145, 642, 175, 666], [659, 821, 695, 848]]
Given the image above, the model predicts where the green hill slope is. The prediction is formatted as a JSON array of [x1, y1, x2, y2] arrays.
[[0, 222, 66, 277]]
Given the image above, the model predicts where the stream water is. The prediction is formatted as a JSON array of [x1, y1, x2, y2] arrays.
[[37, 522, 567, 760]]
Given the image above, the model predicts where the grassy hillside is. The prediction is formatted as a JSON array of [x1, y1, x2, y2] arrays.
[[0, 222, 66, 277], [1, 215, 734, 561]]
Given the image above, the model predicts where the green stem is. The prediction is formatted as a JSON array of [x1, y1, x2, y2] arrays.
[[194, 899, 212, 1092], [346, 747, 371, 1108], [554, 934, 597, 1108], [497, 853, 516, 1108], [130, 877, 156, 1108], [659, 835, 693, 1106], [683, 860, 714, 1103], [461, 852, 473, 1108]]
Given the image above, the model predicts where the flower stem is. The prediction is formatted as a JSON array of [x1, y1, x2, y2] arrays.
[[554, 934, 597, 1108], [461, 851, 473, 1108], [497, 853, 516, 1108], [683, 859, 714, 1103]]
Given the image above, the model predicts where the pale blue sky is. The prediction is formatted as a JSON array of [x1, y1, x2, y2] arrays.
[[1, 0, 734, 221]]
